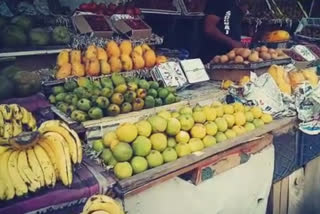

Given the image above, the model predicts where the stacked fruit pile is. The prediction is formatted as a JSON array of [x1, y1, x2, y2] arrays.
[[0, 104, 37, 140], [211, 46, 288, 64], [81, 195, 124, 214], [55, 41, 167, 79], [0, 120, 82, 200], [91, 102, 273, 180], [268, 65, 319, 95], [49, 74, 179, 122], [0, 16, 71, 48]]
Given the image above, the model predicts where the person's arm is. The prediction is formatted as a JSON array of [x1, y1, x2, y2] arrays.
[[204, 14, 242, 48]]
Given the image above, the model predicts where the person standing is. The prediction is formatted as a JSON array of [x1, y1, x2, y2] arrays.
[[201, 0, 249, 63]]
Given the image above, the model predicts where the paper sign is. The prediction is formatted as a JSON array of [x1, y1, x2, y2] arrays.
[[294, 45, 317, 61], [180, 58, 209, 83]]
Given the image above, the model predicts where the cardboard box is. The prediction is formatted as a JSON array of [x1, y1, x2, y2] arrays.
[[113, 18, 152, 39], [72, 14, 113, 38]]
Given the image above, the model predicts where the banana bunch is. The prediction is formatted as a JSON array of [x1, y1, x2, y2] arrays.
[[82, 195, 124, 214], [0, 104, 37, 141], [0, 120, 82, 201]]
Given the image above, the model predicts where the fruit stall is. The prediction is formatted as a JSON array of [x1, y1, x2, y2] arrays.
[[0, 0, 320, 214]]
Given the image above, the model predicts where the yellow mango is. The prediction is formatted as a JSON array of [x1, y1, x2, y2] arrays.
[[100, 59, 111, 75], [133, 45, 143, 56], [156, 55, 167, 65], [85, 45, 97, 60], [288, 71, 305, 90], [141, 44, 151, 53], [143, 49, 156, 68], [70, 50, 81, 64], [71, 62, 85, 77], [302, 68, 319, 88], [56, 63, 72, 79], [120, 40, 133, 55], [109, 57, 122, 73], [86, 58, 100, 76], [57, 50, 69, 67], [120, 54, 133, 71], [106, 41, 121, 58], [132, 52, 145, 69], [97, 47, 108, 60]]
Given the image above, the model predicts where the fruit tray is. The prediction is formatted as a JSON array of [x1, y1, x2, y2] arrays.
[[295, 18, 320, 42], [206, 58, 292, 70]]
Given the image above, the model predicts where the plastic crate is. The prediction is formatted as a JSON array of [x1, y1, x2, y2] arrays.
[[298, 131, 320, 166], [272, 127, 299, 183], [295, 18, 320, 42]]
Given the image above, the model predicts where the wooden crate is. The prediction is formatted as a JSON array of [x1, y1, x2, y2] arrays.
[[190, 134, 273, 185], [114, 117, 296, 197]]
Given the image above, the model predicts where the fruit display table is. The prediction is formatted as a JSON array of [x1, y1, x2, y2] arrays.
[[122, 137, 275, 214], [112, 117, 295, 197]]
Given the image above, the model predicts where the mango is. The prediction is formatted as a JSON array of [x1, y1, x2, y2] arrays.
[[56, 63, 71, 79]]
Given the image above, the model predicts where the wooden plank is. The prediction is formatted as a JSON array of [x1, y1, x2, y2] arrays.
[[118, 118, 295, 194], [288, 168, 305, 214], [280, 177, 289, 214], [273, 181, 282, 214]]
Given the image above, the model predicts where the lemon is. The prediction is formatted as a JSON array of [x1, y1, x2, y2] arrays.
[[232, 125, 246, 135], [103, 131, 117, 147], [150, 133, 167, 152], [216, 132, 227, 143], [157, 110, 172, 120], [203, 107, 217, 121], [233, 102, 245, 112], [114, 162, 133, 179], [188, 138, 204, 152], [223, 114, 235, 128], [251, 106, 263, 119], [176, 131, 190, 144], [116, 123, 138, 143], [245, 111, 254, 122], [192, 111, 206, 123], [205, 121, 218, 136], [261, 113, 273, 123], [203, 135, 217, 147], [131, 157, 148, 174], [175, 143, 191, 157], [223, 104, 234, 114], [234, 111, 246, 126], [244, 122, 255, 131], [215, 117, 228, 132], [190, 124, 206, 139], [225, 129, 237, 139], [135, 120, 152, 137]]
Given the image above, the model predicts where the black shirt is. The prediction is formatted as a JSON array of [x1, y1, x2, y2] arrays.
[[200, 0, 243, 63]]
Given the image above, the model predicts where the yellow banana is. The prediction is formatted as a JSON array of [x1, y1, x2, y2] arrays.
[[3, 122, 13, 139], [0, 105, 12, 120], [60, 122, 83, 164], [0, 145, 9, 155], [33, 145, 56, 187], [0, 177, 7, 200], [39, 120, 78, 164], [27, 113, 37, 131], [83, 201, 121, 214], [20, 107, 30, 124], [83, 195, 121, 214], [44, 132, 72, 186], [38, 137, 59, 178], [8, 150, 28, 197], [17, 150, 41, 192], [10, 104, 23, 120], [12, 120, 23, 137], [0, 111, 4, 127], [27, 148, 45, 187], [0, 149, 15, 200]]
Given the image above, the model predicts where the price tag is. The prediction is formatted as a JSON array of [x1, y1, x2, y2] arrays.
[[180, 58, 209, 84], [294, 45, 317, 62], [155, 62, 188, 88]]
